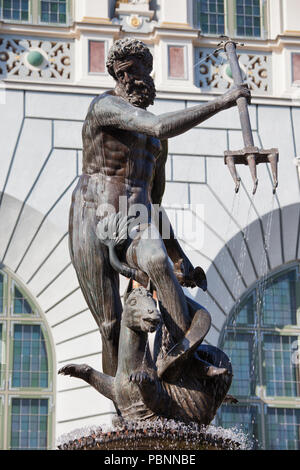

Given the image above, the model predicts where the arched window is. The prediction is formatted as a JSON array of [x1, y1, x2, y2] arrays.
[[0, 268, 55, 450], [217, 263, 300, 450]]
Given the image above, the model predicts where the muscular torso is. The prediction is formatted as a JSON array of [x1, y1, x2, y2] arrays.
[[80, 93, 162, 217]]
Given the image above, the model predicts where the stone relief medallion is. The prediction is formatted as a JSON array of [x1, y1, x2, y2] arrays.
[[23, 48, 49, 72]]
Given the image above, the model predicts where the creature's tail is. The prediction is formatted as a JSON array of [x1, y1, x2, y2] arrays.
[[96, 213, 148, 286]]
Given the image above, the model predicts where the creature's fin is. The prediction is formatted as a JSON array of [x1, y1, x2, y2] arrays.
[[157, 307, 211, 382]]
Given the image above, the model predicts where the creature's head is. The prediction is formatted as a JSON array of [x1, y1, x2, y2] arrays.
[[123, 286, 161, 334], [106, 38, 156, 109]]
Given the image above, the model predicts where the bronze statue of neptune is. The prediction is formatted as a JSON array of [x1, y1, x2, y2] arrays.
[[60, 38, 249, 424]]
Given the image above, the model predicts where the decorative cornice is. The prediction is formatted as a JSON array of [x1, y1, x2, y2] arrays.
[[160, 21, 193, 30], [282, 30, 300, 36], [2, 80, 300, 107], [153, 26, 199, 40], [81, 17, 112, 25], [1, 22, 300, 50], [0, 21, 77, 39]]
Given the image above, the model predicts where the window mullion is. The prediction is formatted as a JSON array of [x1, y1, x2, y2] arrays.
[[261, 0, 268, 39], [260, 402, 267, 449], [0, 322, 6, 390], [3, 320, 12, 449], [256, 286, 264, 393], [31, 0, 39, 24]]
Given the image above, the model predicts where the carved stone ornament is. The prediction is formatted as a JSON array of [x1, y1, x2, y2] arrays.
[[195, 48, 272, 94], [114, 0, 155, 33], [0, 36, 73, 82]]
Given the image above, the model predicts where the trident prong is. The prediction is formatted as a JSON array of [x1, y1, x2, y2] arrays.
[[220, 38, 279, 193]]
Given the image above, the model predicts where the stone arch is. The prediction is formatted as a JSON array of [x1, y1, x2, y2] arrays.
[[0, 263, 56, 449], [189, 202, 300, 345], [0, 193, 114, 436]]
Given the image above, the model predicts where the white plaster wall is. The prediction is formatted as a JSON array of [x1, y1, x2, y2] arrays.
[[1, 88, 299, 442], [268, 0, 283, 39], [74, 0, 111, 22], [282, 0, 300, 32], [159, 0, 190, 25]]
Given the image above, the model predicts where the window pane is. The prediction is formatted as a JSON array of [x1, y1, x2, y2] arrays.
[[11, 398, 48, 449], [195, 0, 225, 35], [222, 264, 300, 449], [235, 0, 261, 37], [230, 291, 256, 326], [263, 334, 299, 397], [261, 269, 298, 326], [223, 332, 257, 396], [267, 408, 300, 450], [1, 0, 29, 21], [41, 12, 49, 22], [40, 0, 67, 24], [218, 404, 260, 448], [254, 26, 260, 37], [12, 325, 49, 388], [217, 3, 224, 13], [13, 286, 33, 315]]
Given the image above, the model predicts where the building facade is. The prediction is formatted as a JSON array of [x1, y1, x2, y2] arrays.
[[0, 0, 299, 450]]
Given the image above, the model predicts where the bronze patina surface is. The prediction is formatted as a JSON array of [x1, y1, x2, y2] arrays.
[[59, 38, 251, 428]]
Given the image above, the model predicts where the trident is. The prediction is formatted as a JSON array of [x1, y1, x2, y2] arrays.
[[220, 38, 278, 194]]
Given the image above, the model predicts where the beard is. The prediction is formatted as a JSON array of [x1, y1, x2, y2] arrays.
[[124, 75, 156, 109]]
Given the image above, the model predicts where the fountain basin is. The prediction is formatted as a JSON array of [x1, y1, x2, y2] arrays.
[[57, 420, 250, 451]]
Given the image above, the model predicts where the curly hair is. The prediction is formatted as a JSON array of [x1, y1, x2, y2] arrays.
[[106, 38, 153, 80]]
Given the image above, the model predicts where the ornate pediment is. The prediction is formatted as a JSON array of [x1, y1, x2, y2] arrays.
[[113, 0, 156, 33]]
